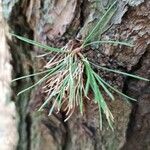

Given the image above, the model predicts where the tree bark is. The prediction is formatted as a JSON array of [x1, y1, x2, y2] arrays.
[[0, 1, 18, 150], [2, 0, 150, 150]]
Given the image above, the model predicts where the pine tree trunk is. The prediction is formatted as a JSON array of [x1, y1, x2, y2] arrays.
[[2, 0, 150, 150]]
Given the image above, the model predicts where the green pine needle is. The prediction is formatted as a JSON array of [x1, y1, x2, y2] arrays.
[[12, 70, 50, 82], [89, 61, 149, 82], [11, 33, 64, 52], [83, 40, 134, 48], [83, 0, 117, 45]]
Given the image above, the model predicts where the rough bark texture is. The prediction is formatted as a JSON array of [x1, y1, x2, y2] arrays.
[[2, 0, 150, 150]]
